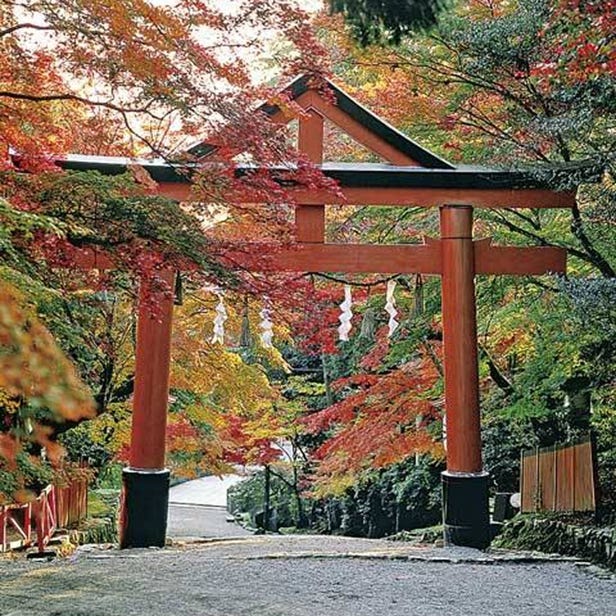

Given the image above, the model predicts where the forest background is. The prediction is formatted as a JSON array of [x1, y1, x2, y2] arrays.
[[1, 0, 614, 537]]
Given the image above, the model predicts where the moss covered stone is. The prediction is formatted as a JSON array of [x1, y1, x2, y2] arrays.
[[494, 515, 616, 571]]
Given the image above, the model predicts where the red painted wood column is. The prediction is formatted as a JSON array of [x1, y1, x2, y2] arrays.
[[296, 109, 325, 243], [120, 269, 175, 548], [439, 205, 490, 549]]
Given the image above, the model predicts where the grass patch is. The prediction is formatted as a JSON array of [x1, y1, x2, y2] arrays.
[[87, 491, 114, 519], [386, 525, 443, 544]]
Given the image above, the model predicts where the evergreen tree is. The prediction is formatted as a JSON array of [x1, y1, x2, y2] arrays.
[[329, 0, 447, 45]]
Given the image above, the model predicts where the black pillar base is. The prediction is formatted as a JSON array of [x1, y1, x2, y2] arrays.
[[442, 470, 490, 550], [120, 468, 170, 549]]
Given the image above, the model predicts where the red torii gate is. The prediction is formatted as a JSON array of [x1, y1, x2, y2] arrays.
[[60, 75, 573, 549]]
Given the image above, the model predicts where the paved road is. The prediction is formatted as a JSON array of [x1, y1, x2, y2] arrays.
[[169, 475, 245, 508], [167, 504, 251, 539], [0, 535, 614, 616], [168, 474, 250, 539]]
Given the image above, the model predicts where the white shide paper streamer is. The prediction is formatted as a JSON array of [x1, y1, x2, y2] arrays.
[[259, 302, 274, 348], [338, 284, 353, 341], [385, 280, 399, 337], [211, 293, 228, 344]]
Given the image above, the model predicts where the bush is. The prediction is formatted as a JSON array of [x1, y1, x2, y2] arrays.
[[59, 423, 112, 470], [0, 450, 55, 503], [592, 405, 616, 523], [318, 458, 443, 538], [228, 458, 443, 538], [0, 468, 18, 504], [227, 470, 299, 529], [596, 449, 616, 524], [95, 463, 124, 490]]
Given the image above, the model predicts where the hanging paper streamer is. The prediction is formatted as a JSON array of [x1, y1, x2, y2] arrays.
[[442, 411, 447, 452], [338, 284, 353, 341], [385, 280, 399, 337], [211, 293, 227, 344], [259, 301, 274, 348]]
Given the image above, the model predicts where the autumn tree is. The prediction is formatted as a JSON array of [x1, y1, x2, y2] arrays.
[[167, 290, 290, 473], [1, 0, 335, 283], [332, 0, 614, 271], [1, 0, 327, 159], [304, 349, 444, 496], [0, 276, 96, 502], [307, 0, 616, 507], [0, 0, 332, 501]]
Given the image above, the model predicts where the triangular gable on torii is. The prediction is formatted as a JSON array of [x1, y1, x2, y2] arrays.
[[185, 74, 454, 169], [55, 72, 579, 270], [58, 73, 582, 211]]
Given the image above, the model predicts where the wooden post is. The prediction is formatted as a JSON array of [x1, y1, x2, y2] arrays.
[[296, 110, 325, 243], [439, 205, 490, 549], [263, 464, 271, 533], [553, 447, 558, 511], [120, 270, 175, 549]]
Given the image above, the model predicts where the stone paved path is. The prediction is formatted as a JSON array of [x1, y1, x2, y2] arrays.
[[169, 475, 245, 508], [167, 474, 251, 539], [0, 535, 614, 616], [167, 504, 251, 539]]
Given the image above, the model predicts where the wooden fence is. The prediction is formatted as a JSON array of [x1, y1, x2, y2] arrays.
[[34, 484, 58, 553], [0, 501, 32, 552], [56, 477, 88, 528], [520, 436, 597, 513], [0, 475, 89, 553]]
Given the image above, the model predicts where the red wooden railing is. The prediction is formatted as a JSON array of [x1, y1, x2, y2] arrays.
[[0, 474, 89, 553], [0, 501, 32, 552], [56, 477, 88, 528], [34, 484, 57, 553]]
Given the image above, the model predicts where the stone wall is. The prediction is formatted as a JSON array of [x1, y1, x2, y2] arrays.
[[494, 515, 616, 570]]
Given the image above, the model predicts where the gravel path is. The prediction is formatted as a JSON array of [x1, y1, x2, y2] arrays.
[[0, 535, 614, 616]]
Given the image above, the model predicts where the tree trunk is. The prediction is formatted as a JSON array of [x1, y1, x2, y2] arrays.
[[322, 353, 334, 406], [263, 465, 271, 532], [292, 464, 308, 528]]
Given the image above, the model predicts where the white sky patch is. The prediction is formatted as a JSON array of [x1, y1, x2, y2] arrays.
[[8, 0, 326, 154]]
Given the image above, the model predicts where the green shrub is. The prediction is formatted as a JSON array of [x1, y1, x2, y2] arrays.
[[228, 471, 299, 529], [59, 422, 113, 470], [318, 458, 443, 538]]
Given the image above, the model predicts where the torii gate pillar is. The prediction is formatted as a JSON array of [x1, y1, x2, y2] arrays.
[[119, 271, 175, 548], [440, 205, 489, 548]]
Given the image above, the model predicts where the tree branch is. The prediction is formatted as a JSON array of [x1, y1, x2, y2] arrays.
[[0, 90, 157, 116], [478, 343, 514, 396], [487, 210, 602, 268], [310, 272, 397, 287], [0, 23, 55, 37], [570, 203, 615, 278]]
